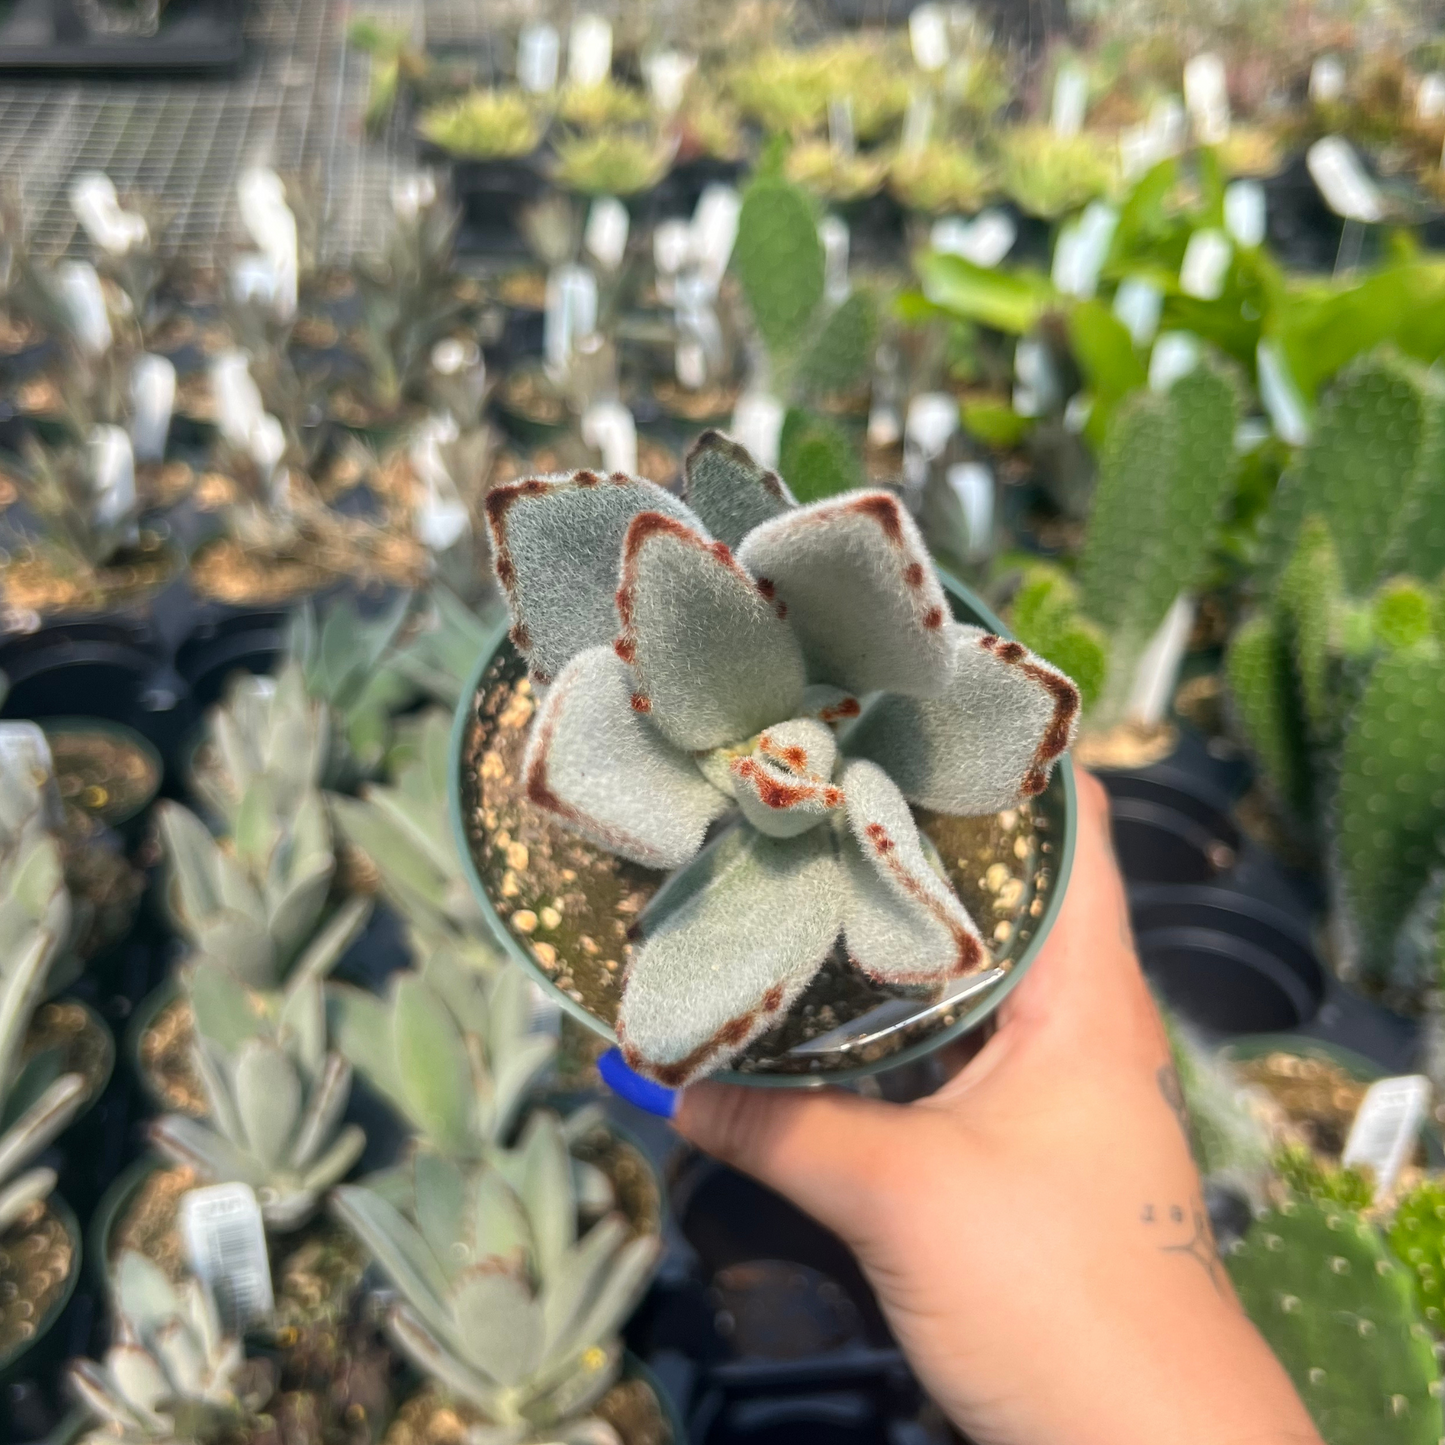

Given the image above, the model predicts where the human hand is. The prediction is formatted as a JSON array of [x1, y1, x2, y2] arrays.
[[676, 771, 1322, 1445]]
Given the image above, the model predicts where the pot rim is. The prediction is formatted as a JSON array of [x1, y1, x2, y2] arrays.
[[449, 568, 1078, 1088], [38, 716, 164, 828]]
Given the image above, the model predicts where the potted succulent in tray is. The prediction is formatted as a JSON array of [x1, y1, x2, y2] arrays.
[[454, 431, 1080, 1087]]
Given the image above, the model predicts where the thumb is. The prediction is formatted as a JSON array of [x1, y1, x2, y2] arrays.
[[675, 1080, 903, 1242]]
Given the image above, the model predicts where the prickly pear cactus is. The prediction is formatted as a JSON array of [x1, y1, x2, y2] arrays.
[[1275, 517, 1344, 743], [1335, 644, 1445, 984], [732, 175, 824, 361], [1225, 612, 1312, 818], [1273, 1143, 1376, 1212], [797, 289, 876, 398], [1227, 1197, 1443, 1445], [1389, 1179, 1445, 1334], [1388, 390, 1445, 585], [777, 407, 863, 502], [1372, 578, 1437, 655]]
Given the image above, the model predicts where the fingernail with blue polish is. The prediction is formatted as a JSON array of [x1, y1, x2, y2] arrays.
[[599, 1048, 679, 1119]]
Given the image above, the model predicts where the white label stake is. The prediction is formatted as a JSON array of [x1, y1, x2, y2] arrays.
[[181, 1183, 274, 1335], [1342, 1075, 1431, 1196]]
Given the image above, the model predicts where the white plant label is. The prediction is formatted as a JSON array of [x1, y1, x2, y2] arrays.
[[1343, 1075, 1431, 1197], [827, 96, 856, 158], [730, 392, 785, 469], [0, 722, 61, 821], [230, 253, 283, 310], [1223, 179, 1266, 248], [1255, 339, 1311, 446], [582, 401, 638, 475], [129, 353, 176, 463], [236, 168, 298, 319], [1013, 338, 1059, 417], [908, 3, 949, 73], [568, 14, 612, 88], [584, 196, 630, 272], [819, 216, 850, 305], [409, 414, 469, 552], [1121, 96, 1186, 179], [210, 351, 265, 449], [1419, 72, 1445, 122], [901, 90, 934, 154], [675, 338, 707, 389], [1183, 53, 1230, 144], [517, 23, 560, 93], [391, 171, 436, 220], [1051, 201, 1117, 300], [1050, 64, 1087, 138], [69, 172, 147, 256], [867, 404, 901, 448], [906, 392, 959, 462], [1179, 228, 1232, 301], [1126, 593, 1195, 727], [1113, 277, 1162, 347], [645, 50, 695, 115], [931, 209, 1015, 268], [57, 261, 111, 357], [946, 461, 993, 560], [1148, 331, 1201, 392], [692, 185, 741, 294], [544, 264, 599, 373], [1309, 55, 1345, 105], [1307, 136, 1382, 223], [653, 218, 692, 280], [182, 1183, 274, 1335], [1063, 393, 1093, 434]]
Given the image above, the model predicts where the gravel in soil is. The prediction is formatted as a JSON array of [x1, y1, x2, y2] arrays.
[[0, 1203, 74, 1362], [139, 997, 207, 1116], [47, 727, 160, 825]]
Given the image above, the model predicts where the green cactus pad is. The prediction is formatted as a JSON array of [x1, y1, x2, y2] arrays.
[[1276, 517, 1344, 743], [1387, 391, 1445, 585], [1227, 1198, 1443, 1445], [1335, 644, 1445, 980], [1389, 1178, 1445, 1334], [732, 176, 825, 361], [1373, 579, 1437, 654], [1225, 613, 1312, 818], [777, 407, 864, 503], [1078, 359, 1238, 651], [1007, 564, 1108, 711], [1274, 1143, 1376, 1212], [797, 289, 878, 399]]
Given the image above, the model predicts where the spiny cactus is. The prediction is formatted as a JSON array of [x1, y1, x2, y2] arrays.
[[484, 431, 1079, 1085], [69, 1252, 272, 1444], [1227, 1197, 1443, 1445], [1007, 565, 1108, 712], [0, 746, 85, 1233], [150, 962, 365, 1230], [327, 951, 552, 1159], [1273, 1143, 1376, 1212], [1389, 1178, 1445, 1333], [331, 1118, 659, 1442], [330, 708, 499, 971]]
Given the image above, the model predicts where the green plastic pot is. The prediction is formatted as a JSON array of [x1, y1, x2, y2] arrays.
[[450, 568, 1078, 1088]]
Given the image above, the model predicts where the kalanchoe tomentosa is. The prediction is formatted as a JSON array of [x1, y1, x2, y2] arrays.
[[485, 431, 1080, 1086]]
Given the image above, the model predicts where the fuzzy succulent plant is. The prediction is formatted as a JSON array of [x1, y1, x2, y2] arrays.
[[150, 961, 365, 1230], [1227, 1197, 1443, 1445], [327, 950, 551, 1159], [0, 740, 86, 1233], [69, 1251, 273, 1445], [331, 1114, 659, 1444], [330, 708, 499, 971], [483, 431, 1079, 1085]]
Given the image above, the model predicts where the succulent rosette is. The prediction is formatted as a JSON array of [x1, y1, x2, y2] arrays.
[[484, 432, 1080, 1087]]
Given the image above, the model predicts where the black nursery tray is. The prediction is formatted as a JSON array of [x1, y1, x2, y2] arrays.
[[0, 0, 243, 71]]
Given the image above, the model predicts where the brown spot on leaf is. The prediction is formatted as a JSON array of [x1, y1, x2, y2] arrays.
[[848, 492, 904, 542], [732, 757, 836, 812], [614, 637, 636, 664], [630, 693, 652, 713], [865, 822, 894, 853], [903, 562, 925, 587], [819, 697, 862, 722], [509, 623, 531, 651], [762, 985, 784, 1012], [978, 635, 1080, 794], [756, 577, 776, 600], [922, 606, 945, 630]]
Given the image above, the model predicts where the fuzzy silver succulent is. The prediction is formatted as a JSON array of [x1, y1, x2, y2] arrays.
[[485, 432, 1080, 1085], [332, 1113, 658, 1444], [69, 1251, 272, 1444]]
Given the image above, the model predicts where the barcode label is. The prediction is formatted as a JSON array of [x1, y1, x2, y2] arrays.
[[1342, 1075, 1431, 1196], [180, 1183, 274, 1334]]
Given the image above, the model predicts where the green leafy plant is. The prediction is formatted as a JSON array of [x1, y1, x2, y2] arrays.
[[888, 145, 994, 216], [484, 433, 1079, 1085], [419, 90, 543, 159], [996, 127, 1119, 220], [552, 131, 672, 197]]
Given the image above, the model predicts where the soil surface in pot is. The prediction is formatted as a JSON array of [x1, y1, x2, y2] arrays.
[[460, 652, 1061, 1076], [1074, 720, 1178, 772], [188, 538, 336, 607], [59, 808, 143, 962], [109, 1164, 196, 1280], [25, 1000, 112, 1102], [571, 1122, 663, 1240], [139, 996, 206, 1116], [0, 1201, 74, 1361], [383, 1377, 671, 1445], [46, 725, 160, 826], [499, 368, 567, 427], [0, 532, 177, 616], [651, 379, 739, 424]]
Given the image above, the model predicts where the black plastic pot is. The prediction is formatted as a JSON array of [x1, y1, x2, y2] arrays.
[[446, 153, 549, 258], [1101, 766, 1240, 886], [1129, 885, 1326, 1035], [174, 608, 288, 712], [0, 621, 160, 724]]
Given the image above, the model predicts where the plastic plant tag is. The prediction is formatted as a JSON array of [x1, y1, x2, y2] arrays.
[[1148, 332, 1200, 393], [909, 3, 949, 72], [57, 261, 111, 357], [1050, 64, 1087, 137], [581, 400, 638, 475], [0, 723, 62, 827], [1013, 339, 1060, 417], [787, 968, 1007, 1057], [906, 392, 959, 461], [653, 218, 691, 279], [252, 414, 287, 489], [1121, 97, 1186, 179], [1307, 136, 1382, 222], [409, 414, 469, 551], [69, 172, 147, 256], [1255, 339, 1311, 446], [517, 22, 560, 93], [1179, 228, 1232, 301], [1419, 72, 1445, 121], [947, 461, 993, 560], [931, 209, 1016, 268], [1112, 277, 1162, 346], [1183, 53, 1230, 143], [675, 339, 707, 389], [584, 196, 630, 272], [645, 50, 696, 115], [210, 351, 266, 450], [1063, 393, 1093, 434], [568, 14, 612, 89], [730, 392, 785, 469], [1223, 180, 1266, 248], [827, 96, 856, 157], [89, 425, 136, 530], [1309, 55, 1345, 104], [391, 171, 437, 221], [236, 169, 298, 319], [868, 403, 901, 448], [1051, 201, 1118, 299], [129, 353, 176, 463], [691, 185, 741, 294], [901, 90, 934, 154], [819, 216, 850, 305], [181, 1183, 274, 1335], [527, 980, 561, 1036], [1125, 593, 1195, 727], [544, 264, 599, 373], [1342, 1075, 1431, 1197]]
